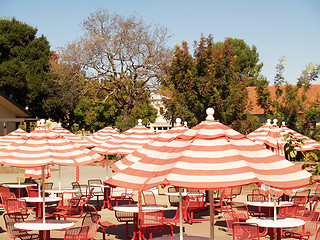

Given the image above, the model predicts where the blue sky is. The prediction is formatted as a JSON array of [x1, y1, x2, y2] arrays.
[[1, 0, 319, 84]]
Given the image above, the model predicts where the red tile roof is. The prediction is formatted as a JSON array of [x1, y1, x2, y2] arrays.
[[248, 84, 320, 115]]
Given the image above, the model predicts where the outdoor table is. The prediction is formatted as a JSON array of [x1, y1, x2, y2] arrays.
[[45, 188, 78, 197], [247, 201, 293, 217], [15, 219, 74, 240], [22, 196, 62, 219], [113, 204, 164, 240], [246, 217, 305, 240], [89, 183, 110, 209], [3, 183, 37, 198]]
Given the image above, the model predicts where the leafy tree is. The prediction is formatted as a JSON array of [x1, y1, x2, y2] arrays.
[[162, 36, 259, 133], [60, 9, 169, 128], [0, 18, 56, 119]]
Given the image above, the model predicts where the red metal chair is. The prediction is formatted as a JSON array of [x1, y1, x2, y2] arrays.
[[246, 194, 267, 217], [142, 190, 167, 207], [4, 198, 29, 219], [3, 213, 39, 239], [283, 210, 320, 239], [291, 195, 309, 217], [64, 225, 89, 240], [233, 222, 260, 240], [53, 196, 82, 220], [107, 187, 134, 210], [140, 210, 171, 239], [114, 209, 135, 238], [0, 192, 16, 210], [26, 186, 40, 197], [185, 192, 208, 223], [223, 210, 238, 235], [88, 179, 104, 208], [163, 201, 190, 234], [278, 204, 298, 218], [230, 201, 249, 221], [81, 211, 101, 239], [315, 226, 320, 240], [78, 188, 95, 217]]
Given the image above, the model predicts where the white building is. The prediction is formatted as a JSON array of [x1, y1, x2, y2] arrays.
[[149, 91, 172, 134]]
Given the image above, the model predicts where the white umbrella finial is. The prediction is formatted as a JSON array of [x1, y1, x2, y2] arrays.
[[266, 119, 271, 125], [138, 119, 143, 125], [184, 121, 188, 127], [38, 119, 45, 126], [273, 119, 278, 126], [206, 108, 215, 120], [282, 121, 286, 126], [58, 122, 61, 127], [176, 118, 182, 126]]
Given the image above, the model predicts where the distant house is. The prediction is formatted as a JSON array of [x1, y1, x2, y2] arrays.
[[247, 84, 320, 124], [0, 92, 36, 135]]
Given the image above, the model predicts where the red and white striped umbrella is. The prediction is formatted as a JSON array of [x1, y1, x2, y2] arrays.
[[0, 120, 103, 168], [264, 125, 285, 156], [52, 124, 95, 149], [106, 109, 311, 191], [111, 118, 189, 172], [246, 119, 272, 146], [0, 128, 51, 179], [280, 122, 320, 151], [93, 119, 158, 155], [105, 109, 312, 240], [85, 126, 119, 146]]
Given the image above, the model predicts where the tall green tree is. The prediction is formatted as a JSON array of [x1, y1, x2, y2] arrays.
[[162, 36, 260, 133], [0, 18, 57, 118]]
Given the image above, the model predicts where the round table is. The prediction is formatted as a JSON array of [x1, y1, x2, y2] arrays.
[[22, 197, 62, 219], [45, 188, 78, 197], [246, 201, 293, 208], [247, 217, 305, 240], [114, 204, 164, 240], [15, 219, 74, 240]]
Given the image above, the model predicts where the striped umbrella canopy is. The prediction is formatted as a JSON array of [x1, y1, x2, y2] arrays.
[[0, 119, 103, 223], [246, 119, 272, 145], [105, 108, 311, 239], [93, 119, 158, 156], [106, 110, 311, 191], [280, 122, 320, 151], [85, 126, 119, 147], [264, 124, 286, 156], [111, 118, 189, 172], [0, 128, 51, 179], [52, 123, 95, 149]]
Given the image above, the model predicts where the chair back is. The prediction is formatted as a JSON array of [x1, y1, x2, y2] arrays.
[[26, 186, 40, 197], [57, 192, 75, 210], [88, 179, 104, 195], [233, 222, 260, 239], [44, 182, 53, 190], [185, 192, 205, 210], [247, 194, 266, 202], [142, 190, 157, 205], [115, 210, 134, 223], [278, 204, 298, 218], [73, 183, 88, 198], [64, 225, 89, 240], [223, 210, 239, 235], [5, 198, 29, 217], [0, 185, 10, 194], [230, 202, 249, 220], [140, 210, 164, 228], [0, 192, 16, 209], [298, 210, 320, 236], [81, 212, 101, 239], [67, 196, 81, 215]]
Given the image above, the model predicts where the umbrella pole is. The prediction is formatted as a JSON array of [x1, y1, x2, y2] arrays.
[[42, 166, 46, 226], [106, 155, 109, 180], [59, 165, 61, 191], [209, 190, 214, 240], [179, 188, 183, 240]]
